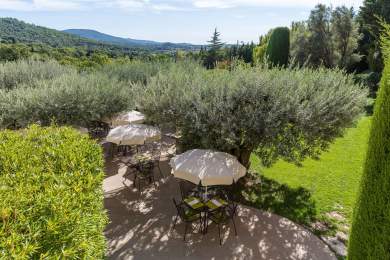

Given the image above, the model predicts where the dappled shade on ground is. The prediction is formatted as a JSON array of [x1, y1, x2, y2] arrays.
[[236, 174, 316, 227], [103, 154, 335, 259]]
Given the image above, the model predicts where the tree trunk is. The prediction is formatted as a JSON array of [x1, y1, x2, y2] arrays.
[[232, 147, 253, 169]]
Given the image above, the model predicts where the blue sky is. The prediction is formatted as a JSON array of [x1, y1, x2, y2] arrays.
[[0, 0, 363, 44]]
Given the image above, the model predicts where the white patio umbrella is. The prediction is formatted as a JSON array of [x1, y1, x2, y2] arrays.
[[106, 124, 161, 146], [104, 110, 146, 127], [170, 149, 246, 186]]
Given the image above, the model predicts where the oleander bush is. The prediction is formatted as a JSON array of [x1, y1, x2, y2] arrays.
[[0, 72, 133, 129], [348, 24, 390, 260], [0, 59, 75, 90], [0, 125, 107, 258]]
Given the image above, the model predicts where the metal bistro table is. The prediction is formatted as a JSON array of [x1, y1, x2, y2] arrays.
[[183, 195, 228, 234]]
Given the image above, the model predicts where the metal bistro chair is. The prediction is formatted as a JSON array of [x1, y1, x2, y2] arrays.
[[206, 204, 238, 245], [177, 180, 199, 201], [217, 185, 239, 218], [149, 142, 164, 178], [133, 160, 156, 194], [172, 198, 202, 241]]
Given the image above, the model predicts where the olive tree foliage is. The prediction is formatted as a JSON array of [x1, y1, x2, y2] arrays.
[[99, 60, 163, 84], [0, 72, 133, 129], [134, 62, 367, 167], [0, 59, 75, 90]]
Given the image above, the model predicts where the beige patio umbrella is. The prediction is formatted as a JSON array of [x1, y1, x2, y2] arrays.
[[170, 149, 246, 186], [106, 124, 161, 145], [104, 110, 146, 127]]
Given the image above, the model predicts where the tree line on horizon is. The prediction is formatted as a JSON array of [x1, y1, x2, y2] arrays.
[[0, 0, 389, 95], [200, 0, 389, 96]]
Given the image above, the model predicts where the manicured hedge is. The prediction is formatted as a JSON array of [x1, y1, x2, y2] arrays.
[[347, 31, 390, 258], [0, 125, 107, 258], [265, 27, 290, 67]]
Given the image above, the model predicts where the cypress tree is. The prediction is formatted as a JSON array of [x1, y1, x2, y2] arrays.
[[265, 27, 290, 67], [347, 25, 390, 259]]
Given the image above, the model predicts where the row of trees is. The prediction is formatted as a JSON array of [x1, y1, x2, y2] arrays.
[[196, 1, 389, 96], [0, 42, 174, 70], [0, 58, 366, 169], [290, 5, 360, 70]]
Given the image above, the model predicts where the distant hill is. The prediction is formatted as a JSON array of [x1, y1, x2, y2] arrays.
[[0, 17, 111, 49], [0, 17, 200, 51], [63, 29, 200, 50]]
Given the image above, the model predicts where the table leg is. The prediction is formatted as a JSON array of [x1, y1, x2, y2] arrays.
[[203, 211, 208, 234]]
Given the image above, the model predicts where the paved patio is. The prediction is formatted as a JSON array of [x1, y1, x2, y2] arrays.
[[103, 154, 336, 260]]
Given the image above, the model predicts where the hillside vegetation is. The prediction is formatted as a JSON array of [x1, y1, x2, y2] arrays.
[[0, 18, 109, 49]]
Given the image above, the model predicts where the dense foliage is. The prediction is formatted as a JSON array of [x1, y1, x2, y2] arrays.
[[0, 59, 75, 90], [99, 60, 163, 84], [0, 125, 107, 258], [135, 62, 367, 168], [253, 31, 272, 64], [0, 60, 134, 129], [348, 24, 390, 259], [358, 0, 390, 73], [202, 28, 225, 69], [265, 27, 290, 67], [290, 5, 361, 70]]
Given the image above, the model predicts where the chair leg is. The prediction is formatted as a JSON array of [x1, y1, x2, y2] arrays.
[[172, 215, 179, 229], [157, 162, 163, 178], [133, 174, 137, 187], [199, 218, 203, 233], [232, 217, 237, 236], [218, 224, 222, 245], [183, 222, 189, 241], [151, 176, 157, 189]]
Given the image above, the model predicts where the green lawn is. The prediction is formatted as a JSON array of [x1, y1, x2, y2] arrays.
[[250, 116, 371, 226]]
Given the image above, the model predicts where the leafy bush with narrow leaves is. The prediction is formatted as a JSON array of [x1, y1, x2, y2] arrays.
[[0, 59, 75, 90], [0, 125, 107, 258], [135, 62, 367, 167], [0, 72, 133, 129], [99, 60, 163, 84], [348, 24, 390, 260]]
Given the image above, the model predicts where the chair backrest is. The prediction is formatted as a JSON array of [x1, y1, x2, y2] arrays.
[[178, 180, 196, 200], [228, 201, 238, 216], [211, 205, 229, 222], [136, 161, 154, 176], [172, 198, 186, 218]]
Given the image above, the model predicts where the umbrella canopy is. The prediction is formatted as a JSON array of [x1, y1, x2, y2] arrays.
[[170, 149, 246, 186], [106, 124, 161, 145], [104, 110, 146, 127]]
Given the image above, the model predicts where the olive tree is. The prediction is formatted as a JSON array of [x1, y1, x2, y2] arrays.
[[135, 62, 367, 168]]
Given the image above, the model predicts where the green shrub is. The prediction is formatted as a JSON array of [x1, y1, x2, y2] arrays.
[[0, 59, 75, 90], [265, 27, 290, 67], [99, 60, 162, 84], [0, 125, 107, 258], [348, 26, 390, 260], [0, 72, 133, 129], [354, 71, 381, 97]]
